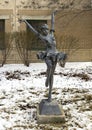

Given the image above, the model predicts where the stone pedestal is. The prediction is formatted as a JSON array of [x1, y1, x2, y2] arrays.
[[37, 99, 65, 124]]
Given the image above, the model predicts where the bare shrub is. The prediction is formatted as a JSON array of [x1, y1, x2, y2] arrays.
[[14, 31, 32, 66], [0, 32, 12, 66], [56, 34, 80, 59]]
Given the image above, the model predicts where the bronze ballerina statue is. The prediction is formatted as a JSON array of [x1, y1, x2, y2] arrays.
[[19, 11, 67, 102]]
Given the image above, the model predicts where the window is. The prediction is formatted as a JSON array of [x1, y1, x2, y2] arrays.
[[26, 20, 47, 50], [0, 20, 5, 50]]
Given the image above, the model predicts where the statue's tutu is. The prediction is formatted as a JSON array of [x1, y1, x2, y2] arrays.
[[37, 51, 67, 62]]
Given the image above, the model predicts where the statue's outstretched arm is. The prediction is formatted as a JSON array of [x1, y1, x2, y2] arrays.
[[19, 19, 39, 35], [19, 19, 45, 42]]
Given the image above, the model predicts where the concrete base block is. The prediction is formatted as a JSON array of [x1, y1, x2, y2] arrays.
[[37, 99, 65, 124]]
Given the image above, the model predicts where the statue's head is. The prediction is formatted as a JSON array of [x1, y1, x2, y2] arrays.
[[41, 24, 49, 35], [41, 24, 49, 29]]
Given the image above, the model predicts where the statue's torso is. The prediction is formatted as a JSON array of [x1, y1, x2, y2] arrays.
[[44, 34, 57, 54]]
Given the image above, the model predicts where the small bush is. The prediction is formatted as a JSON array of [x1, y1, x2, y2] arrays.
[[0, 32, 13, 66], [14, 31, 30, 66], [56, 34, 80, 59]]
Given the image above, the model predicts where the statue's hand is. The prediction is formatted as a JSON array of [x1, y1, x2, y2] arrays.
[[18, 18, 24, 23], [53, 10, 58, 15]]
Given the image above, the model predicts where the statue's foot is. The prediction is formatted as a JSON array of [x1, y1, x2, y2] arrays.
[[48, 97, 52, 102]]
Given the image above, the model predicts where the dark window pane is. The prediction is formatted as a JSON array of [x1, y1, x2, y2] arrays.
[[27, 20, 47, 50], [0, 20, 5, 50]]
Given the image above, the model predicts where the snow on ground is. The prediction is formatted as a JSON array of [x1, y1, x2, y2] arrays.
[[0, 62, 92, 130]]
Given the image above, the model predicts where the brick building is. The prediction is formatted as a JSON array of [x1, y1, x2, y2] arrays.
[[0, 0, 92, 64]]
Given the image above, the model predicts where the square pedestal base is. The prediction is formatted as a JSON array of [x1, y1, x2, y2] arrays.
[[37, 99, 65, 124]]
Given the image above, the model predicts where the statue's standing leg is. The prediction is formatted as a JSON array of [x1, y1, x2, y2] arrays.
[[45, 57, 53, 101], [48, 61, 57, 102], [47, 67, 52, 102], [45, 57, 52, 87], [45, 56, 57, 102], [45, 68, 50, 87]]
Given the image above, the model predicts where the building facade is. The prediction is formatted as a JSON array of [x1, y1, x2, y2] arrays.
[[0, 0, 92, 64]]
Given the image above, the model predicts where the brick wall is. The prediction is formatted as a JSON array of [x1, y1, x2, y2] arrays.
[[0, 0, 92, 63]]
